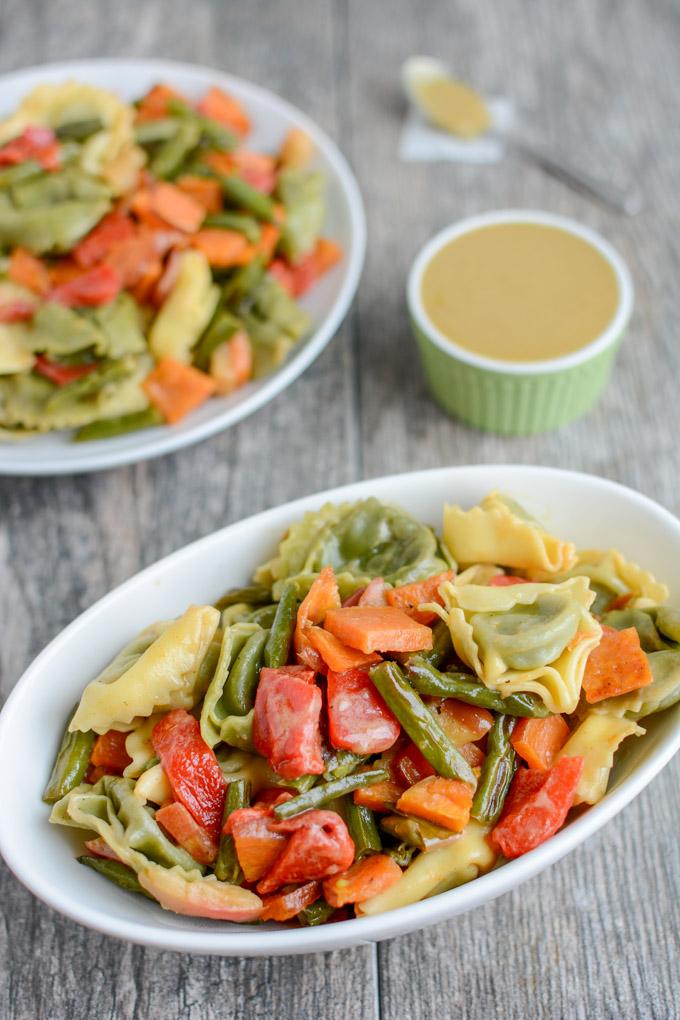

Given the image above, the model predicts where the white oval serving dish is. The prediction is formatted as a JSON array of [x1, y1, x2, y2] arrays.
[[0, 58, 366, 475], [0, 465, 679, 954]]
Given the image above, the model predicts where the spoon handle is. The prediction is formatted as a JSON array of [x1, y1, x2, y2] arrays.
[[510, 135, 642, 216]]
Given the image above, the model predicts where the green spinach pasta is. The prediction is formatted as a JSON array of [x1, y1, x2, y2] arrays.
[[46, 493, 680, 924]]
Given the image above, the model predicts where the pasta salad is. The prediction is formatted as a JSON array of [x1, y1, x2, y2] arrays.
[[45, 492, 680, 925], [0, 80, 341, 441]]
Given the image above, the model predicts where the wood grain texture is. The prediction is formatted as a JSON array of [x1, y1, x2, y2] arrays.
[[0, 0, 679, 1017]]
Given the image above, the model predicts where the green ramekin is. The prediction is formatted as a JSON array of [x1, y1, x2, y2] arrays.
[[407, 209, 634, 435]]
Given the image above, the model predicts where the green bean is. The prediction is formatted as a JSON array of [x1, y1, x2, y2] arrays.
[[43, 714, 95, 803], [215, 583, 272, 610], [471, 716, 517, 825], [166, 98, 238, 151], [272, 768, 389, 820], [263, 583, 298, 668], [0, 160, 42, 187], [260, 764, 317, 793], [369, 662, 476, 786], [134, 118, 180, 145], [214, 778, 251, 883], [74, 407, 164, 442], [248, 604, 278, 627], [220, 174, 276, 221], [223, 628, 269, 716], [221, 256, 266, 305], [404, 620, 453, 671], [298, 898, 335, 926], [55, 118, 103, 141], [323, 749, 368, 782], [406, 657, 551, 717], [203, 211, 261, 243], [193, 309, 243, 371], [380, 814, 457, 851], [150, 119, 201, 179], [78, 856, 153, 898], [345, 799, 381, 858]]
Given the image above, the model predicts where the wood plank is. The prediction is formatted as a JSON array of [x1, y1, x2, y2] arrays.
[[0, 1, 373, 1018], [341, 0, 680, 1015]]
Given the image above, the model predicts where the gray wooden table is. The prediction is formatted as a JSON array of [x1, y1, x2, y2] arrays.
[[1, 1, 679, 1017]]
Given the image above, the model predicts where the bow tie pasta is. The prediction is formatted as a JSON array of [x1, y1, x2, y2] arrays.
[[443, 491, 576, 573], [435, 576, 601, 714]]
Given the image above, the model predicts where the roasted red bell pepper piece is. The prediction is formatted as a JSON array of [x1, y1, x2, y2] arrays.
[[34, 355, 98, 387], [90, 729, 132, 775], [326, 668, 400, 755], [49, 263, 122, 307], [392, 741, 436, 787], [257, 809, 355, 894], [490, 756, 584, 859], [0, 125, 60, 170], [152, 709, 226, 842], [253, 666, 324, 779], [72, 211, 136, 268], [0, 300, 35, 323]]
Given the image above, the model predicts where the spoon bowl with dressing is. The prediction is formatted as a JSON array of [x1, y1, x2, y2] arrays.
[[407, 209, 633, 434]]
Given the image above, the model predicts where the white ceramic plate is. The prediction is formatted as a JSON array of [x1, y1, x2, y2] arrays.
[[1, 465, 679, 955], [0, 59, 366, 476]]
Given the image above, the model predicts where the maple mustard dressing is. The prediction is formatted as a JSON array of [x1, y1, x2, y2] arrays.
[[421, 222, 620, 362], [414, 77, 490, 138]]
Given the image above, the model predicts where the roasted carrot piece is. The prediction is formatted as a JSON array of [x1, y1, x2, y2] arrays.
[[294, 566, 341, 670], [190, 228, 250, 267], [396, 776, 473, 833], [210, 331, 253, 395], [130, 189, 172, 231], [387, 571, 455, 625], [582, 625, 653, 704], [323, 606, 433, 654], [197, 86, 251, 135], [426, 698, 494, 746], [142, 357, 216, 424], [175, 174, 223, 213], [511, 714, 570, 770], [90, 730, 132, 774], [305, 627, 381, 673], [148, 182, 206, 233], [8, 248, 50, 295], [353, 779, 404, 813], [225, 806, 289, 883], [136, 83, 187, 121], [313, 237, 343, 274], [323, 855, 402, 908], [260, 881, 321, 922]]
